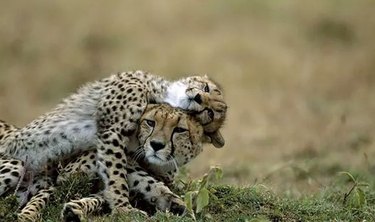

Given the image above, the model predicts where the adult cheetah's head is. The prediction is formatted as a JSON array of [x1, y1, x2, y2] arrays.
[[134, 104, 208, 173], [165, 75, 227, 148]]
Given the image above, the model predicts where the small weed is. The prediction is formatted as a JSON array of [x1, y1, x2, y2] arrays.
[[177, 166, 223, 220], [339, 171, 369, 209]]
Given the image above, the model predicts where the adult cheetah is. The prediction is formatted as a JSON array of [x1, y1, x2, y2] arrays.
[[1, 103, 220, 221]]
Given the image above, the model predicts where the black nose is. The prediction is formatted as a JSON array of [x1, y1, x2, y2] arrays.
[[150, 141, 165, 151], [193, 94, 202, 104]]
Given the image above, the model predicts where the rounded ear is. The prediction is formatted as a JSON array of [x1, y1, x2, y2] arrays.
[[206, 130, 225, 148]]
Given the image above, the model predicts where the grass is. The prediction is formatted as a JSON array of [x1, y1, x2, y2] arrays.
[[1, 169, 374, 221], [40, 173, 95, 221], [0, 195, 18, 221]]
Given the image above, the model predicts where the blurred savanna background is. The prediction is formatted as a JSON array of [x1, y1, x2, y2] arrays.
[[1, 0, 374, 196]]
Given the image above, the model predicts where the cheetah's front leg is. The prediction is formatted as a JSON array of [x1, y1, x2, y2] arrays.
[[96, 131, 133, 212], [127, 167, 186, 216], [96, 84, 148, 214], [61, 194, 110, 222]]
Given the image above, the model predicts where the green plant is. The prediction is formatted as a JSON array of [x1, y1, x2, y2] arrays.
[[178, 166, 223, 220], [339, 171, 369, 209]]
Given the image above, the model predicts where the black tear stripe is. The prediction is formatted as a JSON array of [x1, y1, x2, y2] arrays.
[[139, 119, 154, 151], [170, 116, 180, 157], [171, 140, 176, 157]]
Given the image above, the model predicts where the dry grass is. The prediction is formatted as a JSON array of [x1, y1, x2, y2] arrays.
[[1, 0, 375, 195]]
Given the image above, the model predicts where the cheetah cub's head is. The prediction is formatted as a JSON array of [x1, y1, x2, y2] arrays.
[[165, 75, 227, 148], [135, 104, 207, 171]]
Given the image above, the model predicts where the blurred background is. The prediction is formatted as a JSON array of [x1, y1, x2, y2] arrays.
[[1, 0, 374, 195]]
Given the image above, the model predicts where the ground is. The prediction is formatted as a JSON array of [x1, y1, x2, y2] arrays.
[[0, 0, 375, 221], [1, 169, 374, 221]]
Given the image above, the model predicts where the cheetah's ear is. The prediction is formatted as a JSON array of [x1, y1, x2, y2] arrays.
[[206, 130, 225, 148]]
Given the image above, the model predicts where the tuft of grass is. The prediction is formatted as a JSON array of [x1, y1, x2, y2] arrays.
[[0, 195, 18, 221], [206, 180, 375, 221], [40, 173, 96, 221]]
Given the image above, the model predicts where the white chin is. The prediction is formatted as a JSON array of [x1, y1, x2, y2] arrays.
[[164, 82, 190, 109], [146, 156, 165, 166]]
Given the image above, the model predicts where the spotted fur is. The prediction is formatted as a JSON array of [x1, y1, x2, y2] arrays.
[[0, 103, 216, 221], [0, 71, 227, 221]]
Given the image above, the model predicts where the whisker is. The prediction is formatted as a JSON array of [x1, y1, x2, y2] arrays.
[[131, 146, 143, 158], [134, 152, 145, 163], [172, 158, 179, 174], [130, 146, 145, 162], [130, 151, 139, 160], [165, 155, 179, 174]]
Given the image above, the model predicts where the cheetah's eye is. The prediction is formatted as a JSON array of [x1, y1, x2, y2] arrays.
[[145, 120, 155, 127], [204, 83, 210, 93], [174, 127, 187, 133]]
